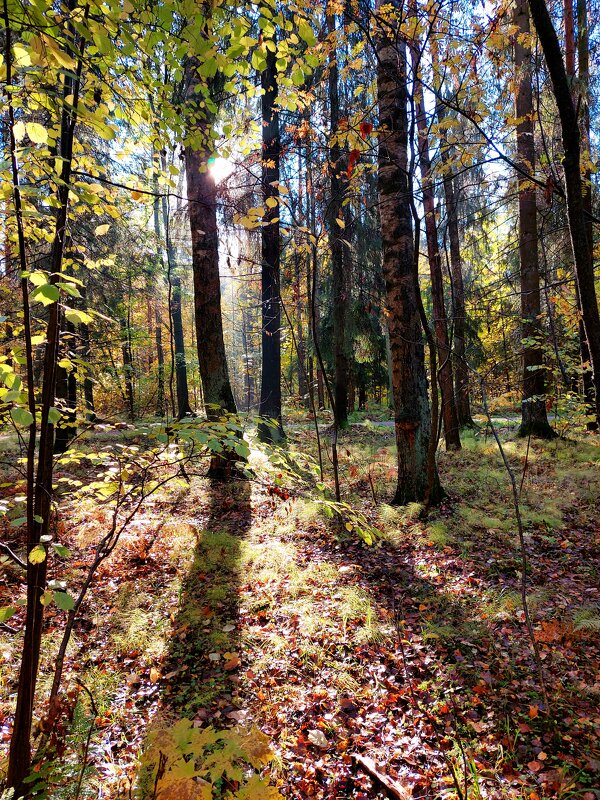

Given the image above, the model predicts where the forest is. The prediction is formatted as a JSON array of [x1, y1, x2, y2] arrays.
[[0, 0, 599, 797]]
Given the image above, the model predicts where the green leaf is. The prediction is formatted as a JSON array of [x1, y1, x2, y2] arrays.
[[48, 407, 61, 424], [298, 20, 316, 46], [0, 607, 17, 624], [28, 544, 46, 564], [26, 122, 48, 144], [40, 590, 54, 606], [64, 308, 93, 325], [11, 407, 34, 427], [31, 283, 59, 305], [54, 591, 75, 611], [52, 543, 71, 558]]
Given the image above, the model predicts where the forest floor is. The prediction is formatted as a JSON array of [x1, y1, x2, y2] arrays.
[[0, 421, 599, 799]]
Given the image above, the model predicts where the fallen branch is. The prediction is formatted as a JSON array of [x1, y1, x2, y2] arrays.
[[352, 754, 411, 800], [0, 542, 26, 570]]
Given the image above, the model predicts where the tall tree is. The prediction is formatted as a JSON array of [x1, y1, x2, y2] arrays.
[[514, 0, 554, 438], [258, 37, 285, 442], [184, 63, 237, 432], [410, 17, 461, 451], [326, 6, 350, 430], [159, 153, 193, 418], [527, 0, 600, 427], [575, 0, 596, 427], [376, 3, 441, 504]]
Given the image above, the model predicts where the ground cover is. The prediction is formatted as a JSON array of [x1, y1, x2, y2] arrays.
[[0, 423, 598, 799]]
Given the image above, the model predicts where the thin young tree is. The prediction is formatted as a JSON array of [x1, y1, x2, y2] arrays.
[[258, 34, 285, 442], [410, 12, 461, 450]]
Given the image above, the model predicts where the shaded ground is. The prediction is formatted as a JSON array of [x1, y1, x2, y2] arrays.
[[0, 425, 598, 799]]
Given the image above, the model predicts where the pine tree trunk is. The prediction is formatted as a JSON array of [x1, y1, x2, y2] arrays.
[[377, 19, 441, 504], [258, 42, 284, 442], [515, 0, 555, 438], [528, 0, 600, 426]]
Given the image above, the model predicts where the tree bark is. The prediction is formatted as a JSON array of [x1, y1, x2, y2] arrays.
[[515, 0, 555, 438], [258, 41, 285, 442], [527, 0, 600, 426], [184, 63, 236, 431], [120, 317, 135, 421], [155, 306, 166, 417], [377, 14, 441, 504], [575, 0, 596, 427], [442, 168, 473, 427], [327, 8, 350, 429]]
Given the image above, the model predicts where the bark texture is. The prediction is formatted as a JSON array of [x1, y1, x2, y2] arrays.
[[515, 0, 555, 438], [184, 66, 236, 423], [258, 42, 285, 442], [527, 0, 600, 426], [327, 9, 350, 429], [377, 22, 441, 505]]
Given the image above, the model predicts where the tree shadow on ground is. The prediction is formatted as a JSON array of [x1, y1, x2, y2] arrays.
[[131, 477, 258, 800]]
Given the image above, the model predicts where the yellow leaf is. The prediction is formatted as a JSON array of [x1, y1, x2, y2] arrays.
[[26, 122, 47, 144], [345, 522, 353, 531], [131, 190, 143, 200], [265, 196, 278, 208], [149, 666, 161, 683], [336, 217, 345, 229], [13, 121, 26, 142], [95, 224, 110, 236], [13, 44, 31, 67]]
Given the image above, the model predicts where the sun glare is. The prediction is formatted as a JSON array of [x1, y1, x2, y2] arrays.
[[209, 156, 234, 184]]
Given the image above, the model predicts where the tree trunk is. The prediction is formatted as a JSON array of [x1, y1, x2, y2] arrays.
[[528, 0, 600, 426], [576, 0, 596, 428], [155, 306, 166, 417], [410, 27, 461, 451], [515, 0, 555, 438], [80, 287, 95, 421], [120, 318, 135, 421], [377, 17, 441, 504], [170, 275, 193, 417], [442, 168, 473, 427], [258, 41, 284, 442], [327, 8, 350, 429]]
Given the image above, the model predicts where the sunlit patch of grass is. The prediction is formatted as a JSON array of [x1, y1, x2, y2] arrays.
[[479, 588, 550, 621], [240, 539, 297, 585], [82, 665, 123, 713], [425, 521, 451, 547], [378, 502, 422, 534], [110, 607, 169, 659], [457, 505, 511, 532], [338, 587, 384, 644]]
